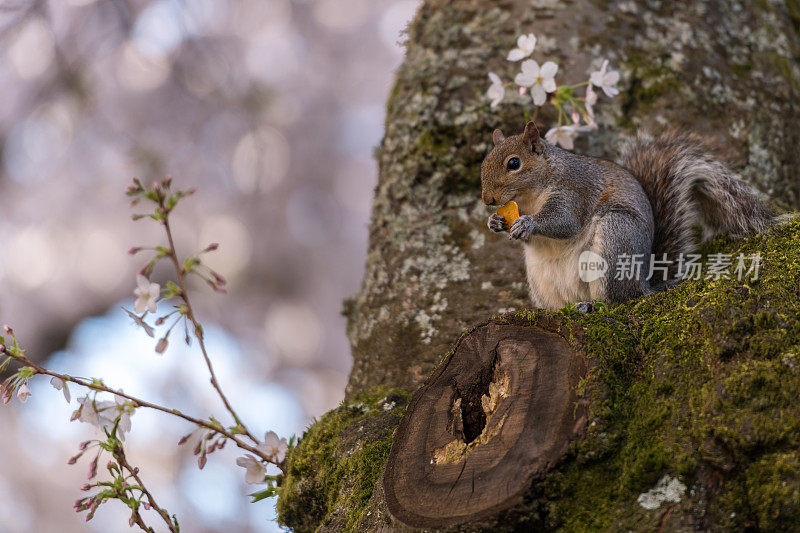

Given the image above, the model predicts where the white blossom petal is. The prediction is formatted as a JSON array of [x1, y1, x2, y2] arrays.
[[133, 277, 160, 315], [541, 77, 557, 93], [515, 59, 539, 86], [506, 49, 526, 61], [507, 34, 536, 61], [514, 71, 535, 87], [136, 275, 150, 293], [531, 84, 547, 106], [601, 85, 619, 98], [236, 454, 267, 484], [546, 126, 578, 150], [539, 61, 558, 79], [589, 59, 620, 99], [487, 72, 505, 107], [50, 377, 71, 403], [585, 84, 598, 107]]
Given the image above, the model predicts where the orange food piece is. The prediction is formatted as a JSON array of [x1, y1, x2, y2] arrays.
[[497, 200, 519, 227]]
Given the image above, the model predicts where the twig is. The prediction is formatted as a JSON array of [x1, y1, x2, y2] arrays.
[[160, 211, 258, 445], [0, 346, 283, 471], [114, 445, 177, 533]]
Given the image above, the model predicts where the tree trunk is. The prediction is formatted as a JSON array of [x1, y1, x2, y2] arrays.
[[344, 0, 800, 400], [278, 1, 800, 530]]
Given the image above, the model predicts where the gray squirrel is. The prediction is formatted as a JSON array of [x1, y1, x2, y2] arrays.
[[481, 122, 777, 311]]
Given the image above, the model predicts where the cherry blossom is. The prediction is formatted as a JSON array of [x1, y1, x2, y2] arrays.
[[73, 394, 134, 440], [486, 72, 505, 108], [589, 60, 620, 97], [51, 377, 71, 403], [507, 33, 536, 61], [17, 383, 31, 403], [545, 125, 579, 150], [257, 430, 288, 463], [515, 60, 558, 106], [133, 275, 160, 314], [75, 396, 114, 428], [236, 454, 267, 484]]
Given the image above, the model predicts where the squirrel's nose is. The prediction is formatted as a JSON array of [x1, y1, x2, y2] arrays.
[[484, 195, 497, 206]]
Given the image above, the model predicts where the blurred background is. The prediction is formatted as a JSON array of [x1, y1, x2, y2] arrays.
[[0, 0, 419, 531]]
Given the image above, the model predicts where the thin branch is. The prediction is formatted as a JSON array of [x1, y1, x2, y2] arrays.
[[161, 211, 258, 445], [114, 445, 177, 533], [0, 346, 283, 471]]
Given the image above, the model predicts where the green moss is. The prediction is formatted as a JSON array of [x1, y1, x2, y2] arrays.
[[490, 216, 800, 531], [282, 218, 800, 531], [276, 388, 409, 532]]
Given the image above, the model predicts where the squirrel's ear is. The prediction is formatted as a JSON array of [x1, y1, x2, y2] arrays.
[[492, 129, 506, 145], [522, 121, 540, 144], [523, 121, 543, 154]]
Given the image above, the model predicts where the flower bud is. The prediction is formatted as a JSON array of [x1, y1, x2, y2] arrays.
[[155, 338, 168, 354], [88, 457, 98, 479], [17, 383, 31, 403]]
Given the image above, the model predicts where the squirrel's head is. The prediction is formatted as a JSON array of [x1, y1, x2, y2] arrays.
[[480, 121, 548, 206]]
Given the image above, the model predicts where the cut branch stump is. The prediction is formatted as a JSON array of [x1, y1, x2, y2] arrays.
[[383, 320, 589, 528]]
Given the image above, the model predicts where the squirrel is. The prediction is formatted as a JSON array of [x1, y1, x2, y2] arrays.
[[481, 122, 777, 311]]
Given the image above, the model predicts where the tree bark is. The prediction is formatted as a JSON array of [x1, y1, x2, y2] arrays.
[[344, 0, 800, 399], [280, 1, 800, 531]]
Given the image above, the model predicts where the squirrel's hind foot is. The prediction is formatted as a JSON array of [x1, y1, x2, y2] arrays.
[[574, 301, 598, 314]]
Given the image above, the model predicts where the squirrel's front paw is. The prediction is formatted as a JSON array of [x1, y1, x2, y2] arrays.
[[509, 215, 535, 240], [487, 213, 508, 233]]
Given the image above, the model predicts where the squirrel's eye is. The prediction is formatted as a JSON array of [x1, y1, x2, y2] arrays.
[[506, 157, 521, 171]]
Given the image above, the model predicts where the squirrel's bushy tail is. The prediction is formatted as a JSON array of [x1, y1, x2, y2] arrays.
[[620, 130, 776, 267]]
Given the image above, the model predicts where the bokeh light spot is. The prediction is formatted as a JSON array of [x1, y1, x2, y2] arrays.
[[198, 215, 253, 281], [6, 227, 56, 289], [117, 41, 171, 91], [264, 301, 323, 366], [312, 0, 369, 31], [132, 0, 187, 60], [231, 127, 290, 194], [7, 17, 55, 79]]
